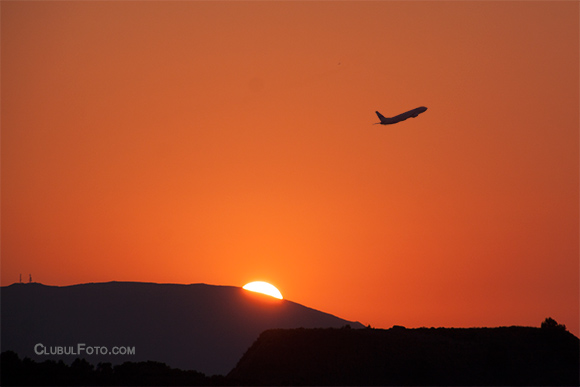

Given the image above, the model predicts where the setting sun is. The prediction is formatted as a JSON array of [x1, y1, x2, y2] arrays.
[[243, 281, 283, 300]]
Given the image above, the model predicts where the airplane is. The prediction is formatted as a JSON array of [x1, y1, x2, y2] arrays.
[[374, 106, 428, 125]]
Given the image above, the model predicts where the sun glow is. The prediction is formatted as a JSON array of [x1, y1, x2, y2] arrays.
[[242, 281, 283, 299]]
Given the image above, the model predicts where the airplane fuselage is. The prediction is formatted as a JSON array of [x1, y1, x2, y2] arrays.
[[376, 106, 427, 125]]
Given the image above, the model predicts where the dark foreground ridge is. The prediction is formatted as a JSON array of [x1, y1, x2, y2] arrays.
[[229, 326, 579, 386], [2, 324, 577, 386]]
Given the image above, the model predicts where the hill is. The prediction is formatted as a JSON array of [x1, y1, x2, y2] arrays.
[[1, 282, 363, 375], [228, 326, 580, 385]]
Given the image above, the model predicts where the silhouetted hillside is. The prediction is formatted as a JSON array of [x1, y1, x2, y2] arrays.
[[228, 326, 580, 386], [1, 282, 363, 375]]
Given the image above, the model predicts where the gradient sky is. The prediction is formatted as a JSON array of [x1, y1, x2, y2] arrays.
[[2, 1, 579, 336]]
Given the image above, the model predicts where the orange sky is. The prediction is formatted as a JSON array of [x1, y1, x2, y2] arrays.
[[2, 1, 579, 336]]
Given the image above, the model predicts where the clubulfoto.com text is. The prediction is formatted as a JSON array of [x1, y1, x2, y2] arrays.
[[34, 343, 135, 356]]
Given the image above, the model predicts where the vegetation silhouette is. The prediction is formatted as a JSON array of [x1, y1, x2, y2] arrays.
[[541, 316, 567, 331], [1, 351, 230, 386]]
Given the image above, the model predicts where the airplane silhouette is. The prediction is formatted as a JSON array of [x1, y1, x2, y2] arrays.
[[374, 106, 427, 125]]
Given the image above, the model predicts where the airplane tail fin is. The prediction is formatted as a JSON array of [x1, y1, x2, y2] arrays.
[[375, 111, 387, 122]]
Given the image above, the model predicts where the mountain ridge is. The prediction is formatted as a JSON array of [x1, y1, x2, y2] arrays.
[[1, 281, 364, 375]]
